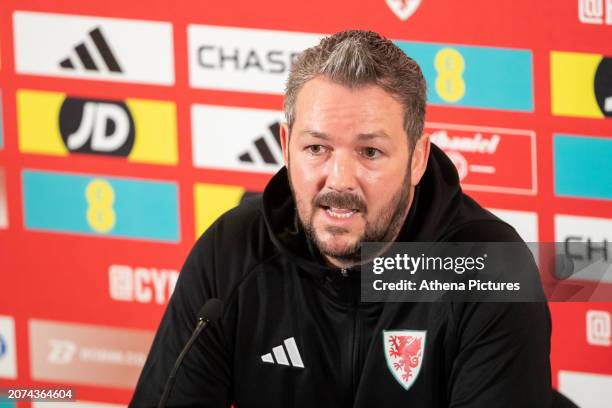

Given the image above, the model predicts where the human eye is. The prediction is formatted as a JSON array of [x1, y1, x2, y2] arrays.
[[361, 147, 382, 159], [306, 145, 328, 155]]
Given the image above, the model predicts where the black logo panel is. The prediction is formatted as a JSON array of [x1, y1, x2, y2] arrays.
[[59, 97, 135, 156]]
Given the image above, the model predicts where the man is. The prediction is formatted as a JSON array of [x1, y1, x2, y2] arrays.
[[131, 30, 551, 407]]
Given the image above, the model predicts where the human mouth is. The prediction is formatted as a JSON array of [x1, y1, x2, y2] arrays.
[[324, 206, 357, 219]]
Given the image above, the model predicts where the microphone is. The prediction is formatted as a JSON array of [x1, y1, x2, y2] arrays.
[[158, 298, 224, 408]]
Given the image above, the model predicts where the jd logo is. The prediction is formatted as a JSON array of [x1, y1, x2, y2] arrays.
[[59, 97, 135, 156]]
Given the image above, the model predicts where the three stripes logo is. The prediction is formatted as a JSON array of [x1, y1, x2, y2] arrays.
[[238, 122, 283, 166], [59, 27, 122, 73], [191, 105, 283, 173], [14, 12, 175, 85], [260, 337, 304, 369]]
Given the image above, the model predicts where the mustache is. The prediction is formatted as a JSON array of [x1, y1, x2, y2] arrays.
[[313, 191, 367, 213]]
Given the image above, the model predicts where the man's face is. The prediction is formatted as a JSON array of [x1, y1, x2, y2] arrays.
[[281, 77, 426, 267]]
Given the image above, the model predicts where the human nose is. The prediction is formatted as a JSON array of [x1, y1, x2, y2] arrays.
[[326, 150, 357, 192]]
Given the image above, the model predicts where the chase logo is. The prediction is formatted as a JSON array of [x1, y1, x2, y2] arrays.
[[14, 11, 174, 85], [188, 25, 321, 94], [22, 170, 180, 242], [17, 89, 177, 164], [395, 41, 533, 111], [555, 214, 612, 284], [554, 134, 612, 200], [194, 183, 259, 237], [551, 51, 611, 119]]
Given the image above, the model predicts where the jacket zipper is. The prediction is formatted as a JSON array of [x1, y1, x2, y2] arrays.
[[341, 267, 361, 403], [352, 295, 361, 403]]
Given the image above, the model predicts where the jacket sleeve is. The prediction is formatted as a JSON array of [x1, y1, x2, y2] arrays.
[[447, 301, 552, 407], [129, 225, 233, 407]]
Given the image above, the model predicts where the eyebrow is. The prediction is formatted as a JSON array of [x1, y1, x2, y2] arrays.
[[299, 129, 391, 141], [356, 131, 391, 141], [300, 130, 329, 140]]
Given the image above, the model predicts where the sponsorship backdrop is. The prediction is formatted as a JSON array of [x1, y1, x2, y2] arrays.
[[0, 0, 610, 406]]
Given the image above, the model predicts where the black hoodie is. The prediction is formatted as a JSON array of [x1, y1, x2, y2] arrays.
[[130, 145, 551, 407]]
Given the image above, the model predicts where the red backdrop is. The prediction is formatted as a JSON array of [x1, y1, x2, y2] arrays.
[[0, 0, 610, 406]]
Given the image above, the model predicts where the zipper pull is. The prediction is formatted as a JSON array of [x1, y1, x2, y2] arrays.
[[340, 268, 348, 278]]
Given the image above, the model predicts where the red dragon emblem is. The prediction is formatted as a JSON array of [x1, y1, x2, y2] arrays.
[[383, 330, 426, 390]]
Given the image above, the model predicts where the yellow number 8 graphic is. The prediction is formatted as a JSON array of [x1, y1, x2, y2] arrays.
[[85, 179, 116, 233], [434, 48, 466, 103]]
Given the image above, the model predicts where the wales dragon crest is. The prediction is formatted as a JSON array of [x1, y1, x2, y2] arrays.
[[382, 330, 426, 390]]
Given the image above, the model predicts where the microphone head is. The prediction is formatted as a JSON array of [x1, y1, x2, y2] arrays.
[[198, 298, 224, 323]]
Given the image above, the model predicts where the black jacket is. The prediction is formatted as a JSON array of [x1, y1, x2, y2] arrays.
[[130, 145, 551, 407]]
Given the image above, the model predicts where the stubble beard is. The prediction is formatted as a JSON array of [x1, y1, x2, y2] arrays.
[[288, 164, 413, 265]]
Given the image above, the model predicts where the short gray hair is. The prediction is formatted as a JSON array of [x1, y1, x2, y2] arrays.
[[284, 30, 427, 145]]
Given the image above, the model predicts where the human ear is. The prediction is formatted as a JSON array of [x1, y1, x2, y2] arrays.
[[410, 132, 430, 186], [280, 122, 290, 167]]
